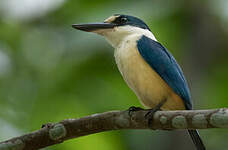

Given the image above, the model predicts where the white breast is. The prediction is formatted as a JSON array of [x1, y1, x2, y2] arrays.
[[114, 34, 185, 110]]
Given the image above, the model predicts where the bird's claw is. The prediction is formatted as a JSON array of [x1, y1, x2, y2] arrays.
[[145, 108, 161, 126], [128, 106, 144, 117], [41, 122, 53, 128], [145, 99, 166, 127]]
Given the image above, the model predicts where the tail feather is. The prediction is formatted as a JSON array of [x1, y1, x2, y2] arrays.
[[188, 130, 206, 150]]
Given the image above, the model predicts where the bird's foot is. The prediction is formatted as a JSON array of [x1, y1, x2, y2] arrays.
[[145, 107, 161, 126], [41, 122, 53, 128], [128, 106, 144, 117], [145, 99, 166, 127]]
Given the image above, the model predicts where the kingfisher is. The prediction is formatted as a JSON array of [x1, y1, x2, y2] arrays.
[[72, 14, 205, 150]]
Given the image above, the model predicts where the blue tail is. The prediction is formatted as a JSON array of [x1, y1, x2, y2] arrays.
[[188, 130, 206, 150]]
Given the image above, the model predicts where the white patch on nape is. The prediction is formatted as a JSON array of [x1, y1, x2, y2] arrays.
[[100, 25, 157, 48]]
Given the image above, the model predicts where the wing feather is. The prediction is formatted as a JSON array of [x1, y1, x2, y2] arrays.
[[137, 35, 192, 110]]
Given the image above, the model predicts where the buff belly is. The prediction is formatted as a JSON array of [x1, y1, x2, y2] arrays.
[[114, 36, 185, 110]]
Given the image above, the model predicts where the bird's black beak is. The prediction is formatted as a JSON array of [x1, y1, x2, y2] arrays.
[[72, 23, 116, 32]]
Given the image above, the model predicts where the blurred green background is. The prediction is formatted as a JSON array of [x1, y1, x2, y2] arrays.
[[0, 0, 228, 150]]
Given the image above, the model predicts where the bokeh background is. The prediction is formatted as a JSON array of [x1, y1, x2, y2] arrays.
[[0, 0, 228, 150]]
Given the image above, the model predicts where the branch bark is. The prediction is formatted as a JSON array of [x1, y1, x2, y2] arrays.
[[0, 108, 228, 150]]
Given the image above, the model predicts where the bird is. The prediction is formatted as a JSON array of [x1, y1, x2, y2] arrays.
[[72, 14, 205, 150]]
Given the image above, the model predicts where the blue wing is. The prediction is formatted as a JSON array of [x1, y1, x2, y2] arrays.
[[137, 35, 192, 110]]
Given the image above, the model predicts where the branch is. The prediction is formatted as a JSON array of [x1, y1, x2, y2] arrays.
[[0, 108, 228, 150]]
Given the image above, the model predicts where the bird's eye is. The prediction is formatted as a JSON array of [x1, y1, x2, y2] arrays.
[[113, 17, 128, 24], [120, 17, 127, 23]]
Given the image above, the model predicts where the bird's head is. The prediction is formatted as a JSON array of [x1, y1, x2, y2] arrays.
[[72, 14, 155, 47]]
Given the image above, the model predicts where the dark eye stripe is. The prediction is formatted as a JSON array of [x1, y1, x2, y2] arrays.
[[113, 17, 128, 24], [109, 14, 151, 30], [120, 17, 127, 23]]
